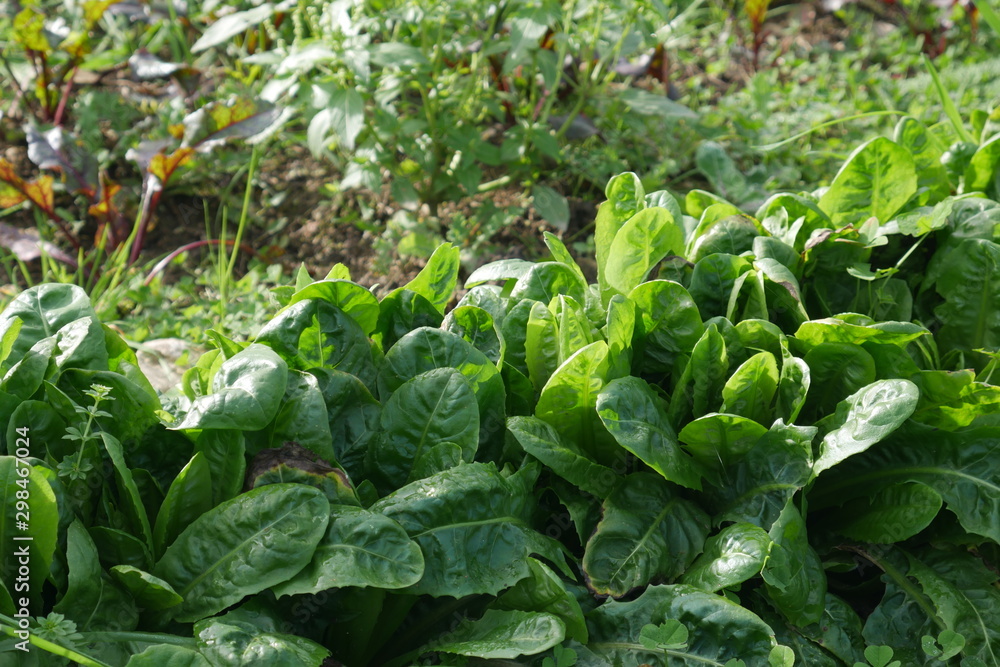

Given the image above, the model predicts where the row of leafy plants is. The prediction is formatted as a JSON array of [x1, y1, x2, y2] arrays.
[[1, 111, 1000, 665]]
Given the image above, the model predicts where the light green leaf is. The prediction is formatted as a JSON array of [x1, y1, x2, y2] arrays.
[[818, 137, 918, 226]]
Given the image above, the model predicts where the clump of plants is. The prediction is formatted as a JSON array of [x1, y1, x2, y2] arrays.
[[1, 116, 999, 665]]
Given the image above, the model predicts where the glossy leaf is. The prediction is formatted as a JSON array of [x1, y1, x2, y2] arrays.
[[828, 482, 942, 543], [372, 368, 478, 490], [764, 503, 826, 627], [688, 254, 754, 320], [507, 416, 617, 499], [713, 421, 816, 529], [442, 305, 503, 365], [53, 521, 137, 631], [604, 207, 684, 298], [171, 344, 288, 431], [371, 463, 566, 597], [272, 505, 423, 596], [811, 421, 1000, 543], [818, 137, 917, 226], [583, 473, 710, 597], [933, 238, 1000, 359], [194, 617, 330, 666], [814, 379, 918, 476], [423, 609, 565, 659], [287, 280, 380, 335], [721, 352, 779, 425], [597, 377, 703, 490], [681, 523, 772, 593], [596, 172, 645, 296], [535, 341, 612, 465], [402, 243, 460, 314], [0, 284, 98, 374], [153, 452, 215, 558], [678, 413, 768, 484], [0, 458, 58, 606], [510, 262, 587, 307], [628, 280, 704, 372], [587, 584, 779, 665], [494, 557, 588, 644], [154, 484, 329, 622], [110, 565, 183, 610], [379, 327, 505, 458]]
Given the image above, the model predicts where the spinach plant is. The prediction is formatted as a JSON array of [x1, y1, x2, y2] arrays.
[[1, 128, 999, 664]]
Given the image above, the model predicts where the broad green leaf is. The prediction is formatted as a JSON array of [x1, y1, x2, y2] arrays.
[[583, 473, 710, 597], [691, 215, 762, 263], [287, 280, 380, 335], [964, 133, 1000, 192], [59, 369, 161, 442], [194, 617, 330, 666], [51, 316, 108, 372], [110, 565, 183, 610], [552, 295, 592, 365], [818, 137, 918, 226], [761, 499, 826, 626], [465, 259, 536, 287], [0, 458, 58, 607], [587, 584, 779, 665], [0, 284, 98, 375], [605, 295, 635, 380], [628, 280, 704, 373], [255, 299, 375, 384], [535, 341, 612, 465], [100, 432, 153, 550], [686, 189, 739, 219], [828, 482, 942, 542], [526, 300, 559, 393], [494, 557, 588, 644], [894, 117, 951, 202], [272, 505, 423, 596], [812, 421, 1000, 543], [597, 377, 703, 490], [191, 3, 276, 52], [801, 342, 876, 420], [604, 207, 684, 298], [311, 368, 380, 482], [373, 289, 443, 352], [511, 262, 587, 307], [253, 369, 336, 461], [721, 352, 779, 425], [422, 609, 565, 659], [153, 452, 215, 558], [934, 238, 1000, 359], [596, 173, 645, 296], [794, 317, 928, 348], [378, 328, 505, 459], [501, 299, 538, 377], [814, 379, 918, 476], [669, 322, 730, 425], [371, 368, 478, 491], [154, 484, 329, 622], [507, 416, 617, 499], [689, 254, 754, 320], [543, 231, 588, 285], [681, 523, 771, 593], [53, 521, 138, 631], [713, 421, 816, 529], [756, 192, 831, 248], [443, 306, 503, 365], [125, 644, 212, 666], [403, 243, 460, 314], [777, 336, 810, 423], [193, 430, 246, 506], [371, 463, 567, 597], [171, 344, 288, 431], [678, 413, 768, 485], [903, 548, 1000, 664], [0, 316, 22, 369]]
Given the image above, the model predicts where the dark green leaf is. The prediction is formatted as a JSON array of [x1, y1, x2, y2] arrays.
[[507, 416, 617, 499], [423, 609, 565, 659], [154, 484, 329, 622], [628, 280, 704, 373], [681, 523, 772, 593], [761, 499, 826, 626], [583, 473, 710, 597], [598, 377, 703, 490]]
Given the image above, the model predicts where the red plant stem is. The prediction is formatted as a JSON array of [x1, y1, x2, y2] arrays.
[[128, 184, 160, 265], [53, 65, 78, 127], [143, 239, 262, 286]]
